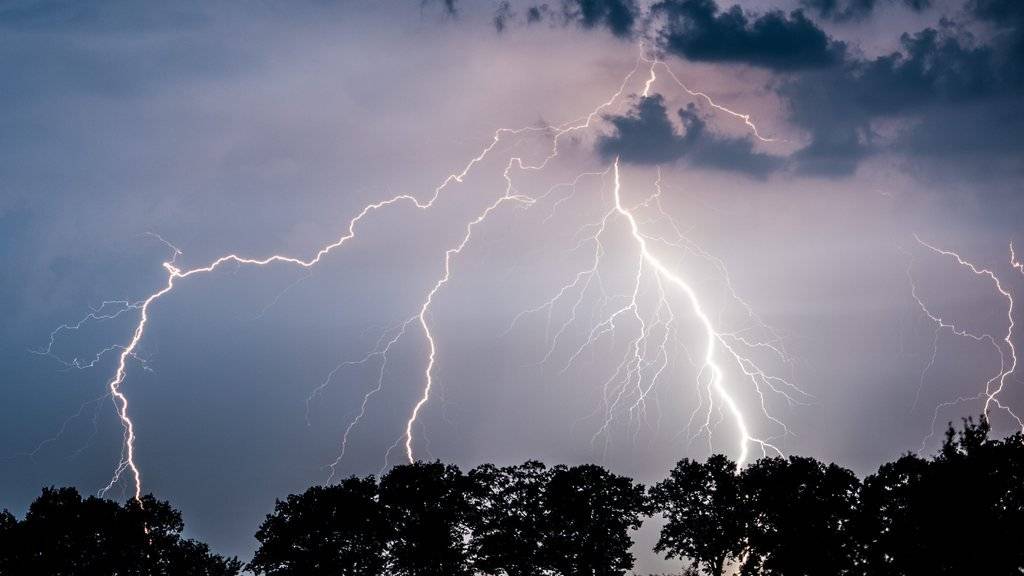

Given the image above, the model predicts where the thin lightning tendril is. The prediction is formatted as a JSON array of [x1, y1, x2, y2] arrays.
[[641, 52, 779, 143], [909, 235, 1024, 451]]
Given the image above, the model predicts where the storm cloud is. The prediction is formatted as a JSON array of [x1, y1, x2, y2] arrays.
[[798, 0, 932, 22], [494, 0, 640, 37], [598, 95, 784, 178], [652, 0, 845, 70], [782, 9, 1024, 176], [500, 0, 1024, 179], [644, 0, 1023, 177]]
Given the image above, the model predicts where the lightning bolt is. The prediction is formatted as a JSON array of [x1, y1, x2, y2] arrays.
[[909, 235, 1024, 450], [37, 45, 795, 498], [607, 160, 791, 466], [508, 161, 804, 464], [404, 175, 536, 463], [87, 143, 528, 499]]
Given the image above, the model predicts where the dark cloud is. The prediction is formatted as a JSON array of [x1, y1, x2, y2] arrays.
[[494, 1, 513, 32], [969, 0, 1024, 23], [967, 0, 1024, 80], [798, 0, 931, 23], [499, 0, 639, 38], [789, 129, 869, 177], [781, 15, 1023, 176], [802, 0, 879, 22], [427, 0, 459, 16], [488, 0, 1019, 179], [651, 0, 845, 70], [565, 0, 638, 37], [634, 0, 1021, 177], [597, 95, 784, 178]]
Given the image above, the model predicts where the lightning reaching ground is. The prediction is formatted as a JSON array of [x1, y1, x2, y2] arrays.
[[908, 236, 1024, 450], [606, 160, 793, 465], [34, 46, 801, 499]]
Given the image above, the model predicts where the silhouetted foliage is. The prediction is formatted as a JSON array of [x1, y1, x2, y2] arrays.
[[249, 477, 391, 576], [0, 511, 14, 573], [740, 456, 861, 576], [857, 452, 931, 574], [468, 461, 649, 576], [650, 455, 746, 576], [467, 461, 550, 576], [858, 418, 1024, 575], [378, 461, 474, 576], [649, 417, 1023, 575], [4, 416, 1020, 576], [541, 464, 651, 576], [0, 487, 241, 576]]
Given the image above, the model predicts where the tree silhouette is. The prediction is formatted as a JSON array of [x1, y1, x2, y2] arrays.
[[249, 476, 391, 576], [0, 510, 15, 574], [857, 452, 930, 575], [860, 418, 1024, 575], [0, 487, 241, 576], [467, 461, 550, 576], [541, 464, 651, 576], [5, 420, 1019, 576], [650, 455, 747, 576], [739, 456, 861, 576], [378, 461, 474, 576]]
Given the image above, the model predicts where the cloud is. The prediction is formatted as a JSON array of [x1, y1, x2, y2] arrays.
[[967, 0, 1024, 81], [651, 0, 845, 70], [649, 0, 1023, 178], [488, 0, 1022, 180], [781, 14, 1023, 176], [597, 95, 784, 178], [798, 0, 931, 23], [565, 0, 639, 37], [969, 0, 1024, 22], [494, 2, 513, 32], [496, 0, 640, 38], [423, 0, 459, 16]]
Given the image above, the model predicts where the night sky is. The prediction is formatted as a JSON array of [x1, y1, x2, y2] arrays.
[[2, 0, 1022, 572]]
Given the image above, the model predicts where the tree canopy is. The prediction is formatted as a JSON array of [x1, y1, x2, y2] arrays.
[[1, 417, 1020, 576], [249, 477, 390, 576], [0, 487, 241, 576], [541, 463, 651, 576], [858, 418, 1024, 575], [650, 454, 746, 576], [467, 461, 550, 576], [650, 419, 1023, 576]]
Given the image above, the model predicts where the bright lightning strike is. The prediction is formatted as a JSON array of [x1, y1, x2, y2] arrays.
[[604, 160, 792, 465], [36, 46, 797, 498], [509, 161, 804, 463]]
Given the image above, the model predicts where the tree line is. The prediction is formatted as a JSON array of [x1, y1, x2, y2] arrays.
[[0, 418, 1021, 575]]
